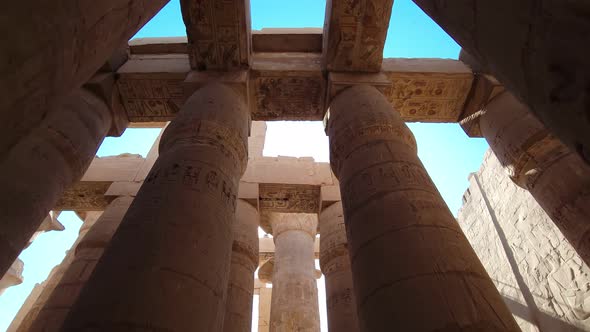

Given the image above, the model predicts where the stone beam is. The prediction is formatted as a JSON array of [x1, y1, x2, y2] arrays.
[[323, 0, 394, 72], [118, 51, 473, 123], [180, 0, 251, 70], [412, 0, 590, 164], [252, 28, 323, 53]]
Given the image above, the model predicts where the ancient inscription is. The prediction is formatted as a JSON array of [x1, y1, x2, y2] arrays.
[[117, 78, 184, 122], [251, 75, 325, 120], [181, 0, 249, 70], [324, 0, 393, 71], [259, 184, 321, 213], [383, 73, 473, 122], [55, 182, 114, 211], [341, 161, 437, 213]]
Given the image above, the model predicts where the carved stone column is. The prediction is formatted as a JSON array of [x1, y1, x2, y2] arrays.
[[258, 287, 272, 332], [224, 200, 259, 332], [0, 88, 113, 277], [327, 85, 519, 331], [27, 197, 131, 331], [62, 83, 250, 331], [480, 91, 590, 265], [319, 202, 359, 332], [269, 213, 320, 332], [15, 211, 103, 332]]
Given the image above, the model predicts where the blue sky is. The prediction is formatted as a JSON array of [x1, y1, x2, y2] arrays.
[[0, 1, 488, 330]]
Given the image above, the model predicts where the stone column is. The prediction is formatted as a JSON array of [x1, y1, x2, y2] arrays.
[[1, 0, 168, 156], [0, 258, 23, 295], [269, 213, 320, 332], [319, 202, 359, 332], [27, 197, 132, 331], [326, 85, 519, 331], [62, 83, 250, 331], [14, 211, 103, 332], [480, 91, 590, 265], [258, 287, 272, 332], [224, 200, 259, 332], [0, 88, 113, 277]]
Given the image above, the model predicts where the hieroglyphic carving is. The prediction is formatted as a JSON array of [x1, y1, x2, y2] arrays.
[[259, 184, 320, 213], [323, 0, 394, 72], [181, 0, 250, 70], [55, 182, 114, 211], [383, 72, 473, 122], [251, 74, 325, 120], [117, 76, 185, 122]]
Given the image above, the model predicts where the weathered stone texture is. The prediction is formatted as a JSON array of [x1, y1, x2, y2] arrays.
[[327, 85, 519, 331], [458, 150, 590, 331], [0, 259, 24, 296], [61, 84, 250, 331], [0, 89, 112, 278], [412, 0, 590, 164]]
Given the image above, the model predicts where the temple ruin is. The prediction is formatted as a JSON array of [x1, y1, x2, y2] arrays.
[[1, 0, 590, 331]]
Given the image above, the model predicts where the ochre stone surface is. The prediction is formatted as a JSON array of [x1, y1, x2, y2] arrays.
[[0, 0, 168, 157], [319, 202, 359, 332], [28, 198, 132, 331], [258, 287, 273, 332], [61, 83, 249, 331], [269, 213, 320, 332], [326, 85, 519, 331], [0, 259, 24, 296], [224, 200, 259, 332], [459, 150, 590, 331], [480, 91, 590, 265], [0, 89, 112, 278], [15, 211, 103, 332], [412, 0, 590, 164]]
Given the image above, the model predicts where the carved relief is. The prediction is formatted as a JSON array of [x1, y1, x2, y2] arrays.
[[117, 77, 185, 122], [324, 0, 393, 72], [55, 182, 114, 211], [383, 72, 473, 122], [251, 74, 325, 120], [259, 184, 320, 213], [181, 0, 250, 70]]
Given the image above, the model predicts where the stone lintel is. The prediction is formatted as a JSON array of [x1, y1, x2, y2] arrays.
[[117, 54, 190, 123], [183, 70, 249, 105], [252, 28, 323, 53], [250, 53, 326, 120], [323, 0, 394, 72], [258, 184, 321, 233], [181, 0, 251, 70], [129, 37, 188, 55], [54, 182, 115, 211], [459, 74, 505, 137]]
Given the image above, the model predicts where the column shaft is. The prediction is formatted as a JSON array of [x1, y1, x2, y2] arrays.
[[258, 287, 272, 332], [327, 85, 519, 331], [480, 91, 590, 264], [61, 84, 249, 331], [269, 213, 320, 332], [27, 197, 132, 331], [0, 89, 112, 277], [319, 202, 359, 332], [0, 0, 168, 156], [15, 211, 103, 332], [224, 200, 259, 332]]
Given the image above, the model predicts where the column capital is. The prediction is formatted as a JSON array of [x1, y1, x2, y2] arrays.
[[269, 212, 318, 239]]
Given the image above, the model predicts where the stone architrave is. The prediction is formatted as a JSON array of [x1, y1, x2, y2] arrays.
[[14, 211, 103, 332], [319, 202, 359, 332], [224, 200, 260, 332], [61, 83, 249, 331], [326, 85, 520, 331], [27, 198, 132, 331], [480, 91, 590, 265], [0, 0, 168, 157], [412, 0, 590, 164], [269, 213, 320, 332], [0, 89, 113, 278]]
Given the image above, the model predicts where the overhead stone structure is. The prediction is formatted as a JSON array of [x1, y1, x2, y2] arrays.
[[327, 85, 519, 331], [4, 2, 590, 331]]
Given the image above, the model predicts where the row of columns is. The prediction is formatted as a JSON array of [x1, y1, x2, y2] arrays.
[[7, 81, 588, 332]]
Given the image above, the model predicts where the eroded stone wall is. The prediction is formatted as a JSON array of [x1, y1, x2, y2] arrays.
[[458, 150, 590, 332]]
